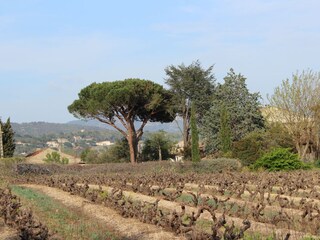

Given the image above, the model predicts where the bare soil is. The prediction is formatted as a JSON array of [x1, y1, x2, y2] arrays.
[[0, 220, 19, 240]]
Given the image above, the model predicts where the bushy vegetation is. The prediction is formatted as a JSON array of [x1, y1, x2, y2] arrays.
[[252, 148, 311, 171], [141, 131, 175, 161], [43, 152, 69, 164], [233, 124, 295, 166], [81, 139, 130, 164]]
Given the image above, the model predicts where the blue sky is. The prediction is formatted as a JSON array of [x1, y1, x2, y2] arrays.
[[1, 0, 320, 123]]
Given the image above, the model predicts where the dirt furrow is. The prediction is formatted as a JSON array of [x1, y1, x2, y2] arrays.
[[21, 184, 185, 240]]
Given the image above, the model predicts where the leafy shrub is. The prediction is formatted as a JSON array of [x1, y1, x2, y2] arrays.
[[80, 139, 130, 164], [233, 126, 295, 166], [233, 130, 267, 166], [43, 152, 69, 164], [252, 148, 311, 171], [314, 159, 320, 168]]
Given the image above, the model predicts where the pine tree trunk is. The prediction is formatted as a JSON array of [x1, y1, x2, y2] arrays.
[[127, 126, 138, 164], [158, 145, 162, 161]]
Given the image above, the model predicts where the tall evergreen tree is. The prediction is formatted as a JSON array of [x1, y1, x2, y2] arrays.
[[191, 102, 200, 162], [219, 105, 232, 154], [165, 60, 215, 154], [0, 118, 16, 157], [201, 69, 264, 153]]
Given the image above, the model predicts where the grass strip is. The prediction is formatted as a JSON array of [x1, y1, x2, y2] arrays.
[[11, 185, 118, 240]]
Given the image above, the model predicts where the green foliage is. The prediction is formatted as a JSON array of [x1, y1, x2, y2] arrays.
[[103, 138, 130, 163], [233, 130, 266, 166], [165, 60, 215, 150], [201, 69, 264, 153], [44, 151, 69, 164], [81, 139, 130, 164], [252, 148, 311, 171], [68, 78, 175, 164], [219, 105, 231, 154], [190, 102, 200, 162], [233, 124, 295, 166], [314, 159, 320, 168], [268, 69, 320, 160], [141, 131, 174, 161], [0, 118, 16, 157]]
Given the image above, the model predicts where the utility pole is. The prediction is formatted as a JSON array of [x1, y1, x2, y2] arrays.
[[0, 123, 4, 158]]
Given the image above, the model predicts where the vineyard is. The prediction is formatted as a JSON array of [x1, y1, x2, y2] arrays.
[[0, 162, 319, 240]]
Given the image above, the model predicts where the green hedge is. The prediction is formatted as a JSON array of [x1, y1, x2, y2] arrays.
[[251, 148, 311, 171]]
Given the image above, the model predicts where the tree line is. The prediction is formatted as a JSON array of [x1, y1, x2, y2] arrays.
[[53, 61, 320, 166], [68, 61, 266, 164]]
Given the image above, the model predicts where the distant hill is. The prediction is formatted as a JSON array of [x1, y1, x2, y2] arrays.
[[68, 118, 183, 133], [11, 120, 182, 156], [12, 121, 117, 137]]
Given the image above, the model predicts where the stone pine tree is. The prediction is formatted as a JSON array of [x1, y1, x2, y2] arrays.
[[191, 102, 200, 162], [219, 105, 232, 154], [201, 69, 264, 153], [165, 60, 215, 155], [0, 118, 16, 157], [68, 79, 175, 164]]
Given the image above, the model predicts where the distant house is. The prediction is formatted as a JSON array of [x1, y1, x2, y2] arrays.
[[73, 136, 82, 142], [25, 148, 81, 164], [46, 141, 59, 148], [96, 141, 114, 146]]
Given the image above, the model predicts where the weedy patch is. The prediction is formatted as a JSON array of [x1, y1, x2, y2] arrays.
[[11, 186, 118, 240]]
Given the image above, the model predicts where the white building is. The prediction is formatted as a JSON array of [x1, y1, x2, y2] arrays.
[[96, 141, 114, 146]]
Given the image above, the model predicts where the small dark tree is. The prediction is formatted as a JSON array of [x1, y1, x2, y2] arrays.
[[191, 102, 200, 162], [0, 118, 15, 157], [68, 79, 175, 164], [219, 105, 231, 154], [141, 131, 174, 161]]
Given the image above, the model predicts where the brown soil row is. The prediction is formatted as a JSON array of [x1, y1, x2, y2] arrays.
[[20, 184, 184, 240], [185, 183, 320, 205], [84, 184, 315, 239], [125, 182, 311, 219], [0, 219, 18, 240]]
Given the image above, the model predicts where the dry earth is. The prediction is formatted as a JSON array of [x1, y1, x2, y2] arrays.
[[0, 219, 18, 240]]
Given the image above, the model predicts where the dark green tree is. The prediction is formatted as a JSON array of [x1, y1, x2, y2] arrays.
[[0, 118, 15, 157], [68, 79, 175, 164], [190, 102, 200, 162], [201, 69, 264, 153], [165, 60, 215, 154], [141, 130, 174, 161], [219, 105, 231, 154], [106, 138, 130, 162]]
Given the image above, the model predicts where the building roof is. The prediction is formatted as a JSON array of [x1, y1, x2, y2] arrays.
[[25, 148, 81, 164]]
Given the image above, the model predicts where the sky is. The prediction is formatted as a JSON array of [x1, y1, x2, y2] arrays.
[[0, 0, 320, 123]]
